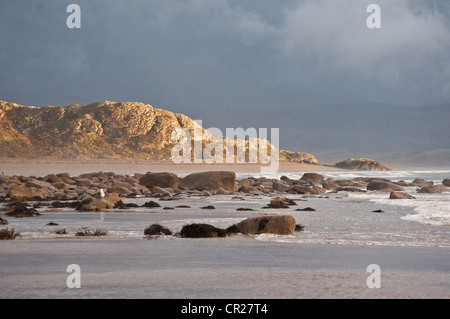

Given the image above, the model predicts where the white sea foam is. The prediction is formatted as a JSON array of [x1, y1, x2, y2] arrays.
[[370, 192, 450, 226]]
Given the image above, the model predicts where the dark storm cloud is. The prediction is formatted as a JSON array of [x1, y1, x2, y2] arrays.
[[1, 0, 449, 111]]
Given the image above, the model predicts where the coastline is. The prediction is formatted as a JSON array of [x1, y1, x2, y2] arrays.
[[0, 158, 340, 176], [0, 158, 449, 299]]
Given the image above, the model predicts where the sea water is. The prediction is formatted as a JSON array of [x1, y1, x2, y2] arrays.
[[2, 168, 449, 248]]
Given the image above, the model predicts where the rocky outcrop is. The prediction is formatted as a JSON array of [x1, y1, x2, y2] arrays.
[[334, 158, 391, 171], [279, 150, 318, 164], [442, 179, 450, 187], [0, 100, 316, 163], [179, 171, 236, 191]]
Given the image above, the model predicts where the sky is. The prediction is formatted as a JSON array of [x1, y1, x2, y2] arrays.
[[1, 0, 450, 121]]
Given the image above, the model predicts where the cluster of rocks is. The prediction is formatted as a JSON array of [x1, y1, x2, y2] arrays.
[[1, 171, 449, 214], [144, 215, 300, 239]]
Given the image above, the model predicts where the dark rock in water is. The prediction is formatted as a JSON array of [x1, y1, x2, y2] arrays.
[[236, 208, 255, 211], [144, 224, 173, 237], [264, 196, 296, 208], [55, 228, 67, 235], [46, 222, 59, 226], [163, 207, 174, 210], [114, 200, 140, 209], [443, 179, 450, 187], [295, 224, 305, 231], [334, 158, 391, 171], [179, 223, 227, 238], [175, 205, 191, 208], [6, 203, 40, 218], [142, 200, 161, 208], [0, 217, 8, 225], [201, 205, 215, 210], [372, 209, 384, 213], [295, 207, 316, 211]]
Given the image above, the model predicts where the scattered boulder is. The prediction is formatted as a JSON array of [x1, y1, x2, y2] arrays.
[[104, 192, 121, 205], [372, 209, 384, 213], [144, 224, 173, 237], [288, 185, 326, 194], [75, 179, 91, 187], [8, 185, 38, 201], [296, 207, 316, 211], [264, 197, 296, 209], [417, 185, 447, 194], [411, 179, 433, 187], [300, 173, 324, 182], [295, 224, 305, 231], [367, 181, 404, 192], [25, 179, 57, 192], [443, 179, 450, 187], [179, 171, 236, 191], [201, 205, 215, 210], [139, 172, 179, 189], [179, 223, 227, 238], [114, 200, 140, 209], [390, 192, 415, 199], [151, 186, 171, 196], [0, 217, 8, 225], [80, 198, 115, 211], [232, 215, 296, 235], [142, 200, 161, 208], [107, 186, 132, 196], [43, 174, 63, 184]]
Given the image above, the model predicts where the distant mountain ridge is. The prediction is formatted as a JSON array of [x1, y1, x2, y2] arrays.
[[0, 100, 317, 164], [189, 102, 450, 165]]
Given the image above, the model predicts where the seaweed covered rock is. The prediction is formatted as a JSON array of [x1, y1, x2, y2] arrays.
[[6, 202, 40, 218], [144, 224, 173, 237], [179, 223, 227, 238]]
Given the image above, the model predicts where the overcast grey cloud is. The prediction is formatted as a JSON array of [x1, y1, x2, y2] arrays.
[[1, 0, 449, 114]]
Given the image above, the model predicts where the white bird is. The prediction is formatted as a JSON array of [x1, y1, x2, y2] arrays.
[[99, 189, 105, 198]]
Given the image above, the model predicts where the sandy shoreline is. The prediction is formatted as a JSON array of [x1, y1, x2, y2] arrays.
[[0, 158, 340, 176], [0, 239, 448, 299]]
